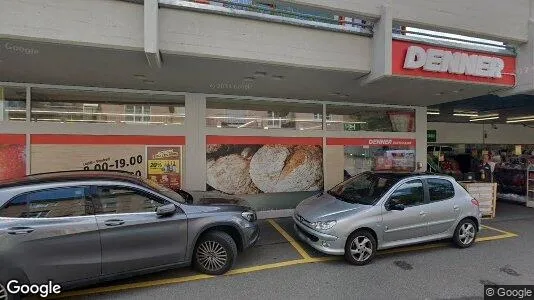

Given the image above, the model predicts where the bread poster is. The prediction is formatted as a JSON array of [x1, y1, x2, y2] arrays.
[[206, 136, 324, 195], [0, 135, 26, 180]]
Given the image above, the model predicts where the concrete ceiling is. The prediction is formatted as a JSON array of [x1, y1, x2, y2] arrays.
[[428, 94, 534, 124], [0, 38, 510, 106]]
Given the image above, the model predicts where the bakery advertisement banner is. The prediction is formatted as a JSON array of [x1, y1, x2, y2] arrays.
[[29, 134, 185, 182], [0, 134, 26, 180], [206, 136, 324, 195], [146, 146, 182, 190]]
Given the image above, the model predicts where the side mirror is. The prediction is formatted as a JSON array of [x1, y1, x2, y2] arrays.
[[387, 199, 405, 211], [156, 203, 177, 217]]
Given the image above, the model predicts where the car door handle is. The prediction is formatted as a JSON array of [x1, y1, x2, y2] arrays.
[[7, 227, 35, 235], [419, 211, 427, 216], [453, 205, 460, 210], [104, 219, 125, 227]]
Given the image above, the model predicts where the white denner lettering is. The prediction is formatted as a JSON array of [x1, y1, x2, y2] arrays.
[[368, 139, 392, 145], [403, 45, 504, 78]]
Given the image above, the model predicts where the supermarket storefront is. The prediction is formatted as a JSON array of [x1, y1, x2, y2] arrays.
[[0, 84, 422, 211]]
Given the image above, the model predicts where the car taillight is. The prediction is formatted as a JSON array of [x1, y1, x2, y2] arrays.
[[471, 199, 479, 206]]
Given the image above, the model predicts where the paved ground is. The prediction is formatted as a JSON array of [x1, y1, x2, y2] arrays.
[[57, 202, 534, 300]]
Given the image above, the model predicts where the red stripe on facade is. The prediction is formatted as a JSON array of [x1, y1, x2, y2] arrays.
[[31, 135, 185, 145], [327, 137, 416, 147], [207, 135, 323, 145], [0, 134, 26, 144]]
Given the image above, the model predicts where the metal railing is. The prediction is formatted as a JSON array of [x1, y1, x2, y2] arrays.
[[159, 0, 374, 35]]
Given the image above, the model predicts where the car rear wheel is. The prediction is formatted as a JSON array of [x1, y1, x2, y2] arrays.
[[194, 231, 237, 275], [453, 219, 477, 248], [344, 230, 377, 265], [0, 282, 18, 300]]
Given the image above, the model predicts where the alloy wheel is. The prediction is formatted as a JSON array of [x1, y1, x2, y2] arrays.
[[0, 283, 8, 300], [459, 223, 476, 245], [349, 236, 373, 262], [196, 240, 228, 272]]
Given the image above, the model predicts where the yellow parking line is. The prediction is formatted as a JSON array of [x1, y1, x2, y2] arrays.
[[477, 233, 517, 242], [54, 259, 324, 299], [54, 223, 518, 299], [52, 274, 214, 299], [481, 225, 518, 236], [267, 219, 312, 260], [226, 258, 312, 275]]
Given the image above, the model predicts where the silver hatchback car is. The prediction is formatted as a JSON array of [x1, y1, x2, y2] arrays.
[[294, 172, 482, 265]]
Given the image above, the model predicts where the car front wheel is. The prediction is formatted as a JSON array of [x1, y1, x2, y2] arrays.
[[344, 230, 377, 265], [453, 219, 477, 248], [194, 231, 237, 275]]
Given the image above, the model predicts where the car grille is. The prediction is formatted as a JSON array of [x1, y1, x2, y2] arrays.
[[295, 223, 319, 242], [295, 213, 311, 226]]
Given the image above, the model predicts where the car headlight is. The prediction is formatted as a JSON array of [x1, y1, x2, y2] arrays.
[[241, 210, 257, 222], [310, 220, 337, 231]]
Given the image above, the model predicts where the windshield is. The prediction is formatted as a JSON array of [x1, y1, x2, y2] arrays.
[[140, 178, 186, 204], [328, 172, 401, 205]]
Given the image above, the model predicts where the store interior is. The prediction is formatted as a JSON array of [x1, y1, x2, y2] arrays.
[[427, 93, 534, 210]]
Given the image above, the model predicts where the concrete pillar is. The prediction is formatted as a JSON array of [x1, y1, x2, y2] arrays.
[[361, 5, 392, 84], [415, 106, 427, 172], [183, 93, 206, 191], [498, 0, 534, 96], [144, 0, 162, 67]]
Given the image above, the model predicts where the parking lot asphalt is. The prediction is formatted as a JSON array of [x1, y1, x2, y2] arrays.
[[55, 202, 533, 300]]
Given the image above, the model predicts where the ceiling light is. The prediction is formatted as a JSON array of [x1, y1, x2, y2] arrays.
[[328, 92, 341, 96], [470, 115, 499, 122], [340, 94, 349, 98], [507, 115, 534, 121], [427, 111, 440, 115], [506, 116, 534, 123], [435, 92, 444, 96], [243, 77, 255, 82], [133, 74, 146, 79], [272, 75, 284, 80], [263, 126, 269, 129], [254, 71, 267, 77], [453, 112, 479, 117]]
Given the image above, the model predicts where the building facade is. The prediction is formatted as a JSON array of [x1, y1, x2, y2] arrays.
[[1, 0, 531, 211]]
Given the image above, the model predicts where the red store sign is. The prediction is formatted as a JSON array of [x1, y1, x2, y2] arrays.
[[392, 40, 516, 86], [327, 138, 416, 147]]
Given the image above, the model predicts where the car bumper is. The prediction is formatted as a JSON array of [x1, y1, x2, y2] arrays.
[[242, 222, 260, 249], [293, 217, 344, 255]]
